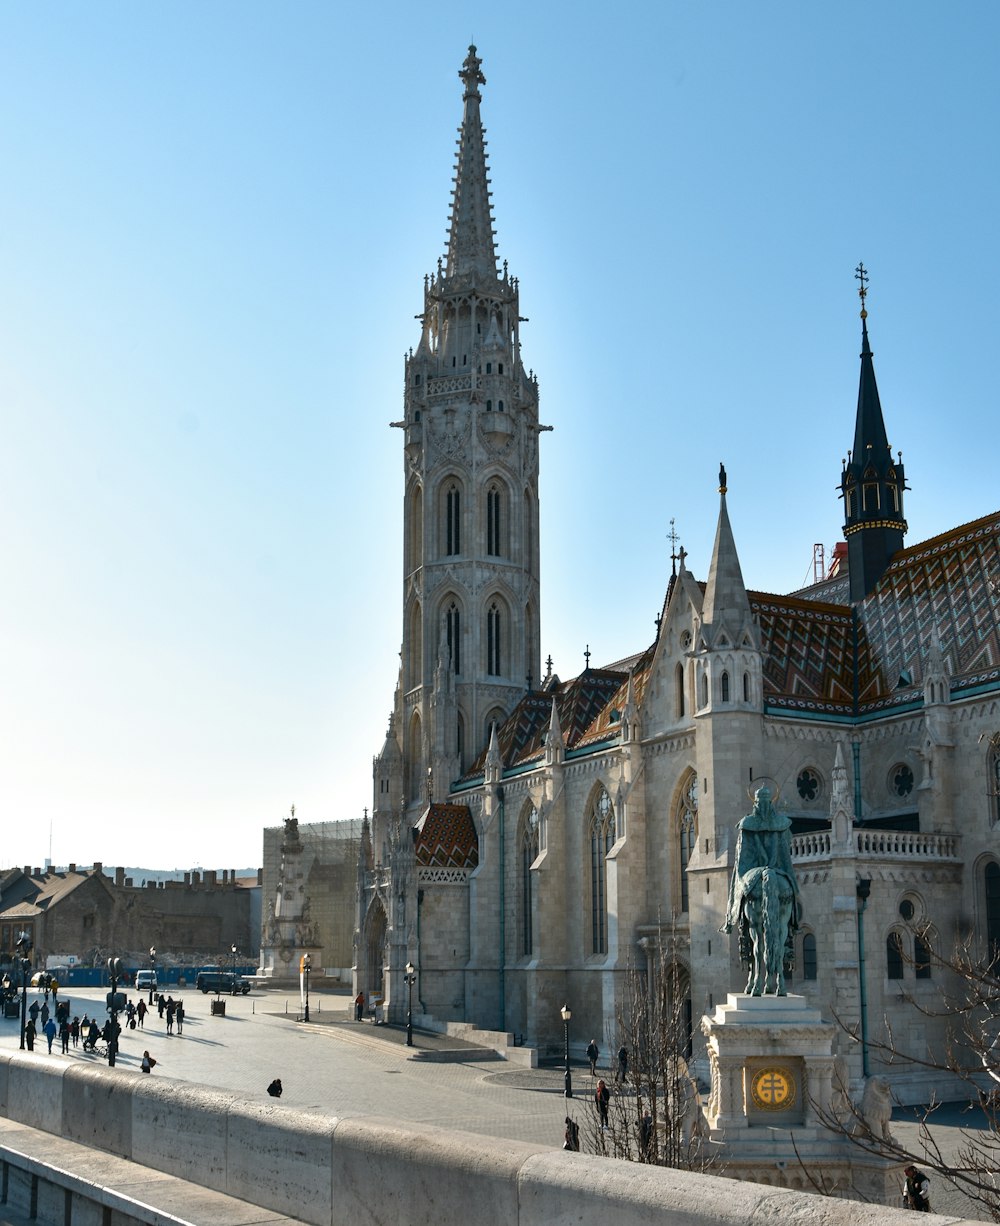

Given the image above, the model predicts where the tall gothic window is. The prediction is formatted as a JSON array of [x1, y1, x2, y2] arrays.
[[487, 602, 502, 676], [886, 931, 905, 980], [802, 932, 817, 980], [990, 740, 1000, 826], [520, 804, 539, 957], [986, 862, 1000, 965], [677, 772, 698, 913], [446, 484, 461, 555], [446, 601, 461, 674], [590, 787, 616, 955], [720, 671, 730, 703], [487, 485, 502, 556]]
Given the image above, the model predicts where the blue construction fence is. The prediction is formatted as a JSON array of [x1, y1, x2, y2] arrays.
[[22, 964, 259, 989]]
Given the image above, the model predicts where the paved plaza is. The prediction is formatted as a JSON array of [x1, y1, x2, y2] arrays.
[[0, 984, 992, 1220]]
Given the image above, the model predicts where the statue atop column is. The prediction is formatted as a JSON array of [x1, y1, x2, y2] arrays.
[[721, 786, 802, 995]]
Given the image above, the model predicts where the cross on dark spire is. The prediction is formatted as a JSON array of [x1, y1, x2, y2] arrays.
[[667, 517, 680, 577], [855, 262, 869, 314], [584, 644, 591, 669], [544, 653, 553, 680]]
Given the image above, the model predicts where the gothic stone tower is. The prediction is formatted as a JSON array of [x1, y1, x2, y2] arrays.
[[374, 46, 543, 846]]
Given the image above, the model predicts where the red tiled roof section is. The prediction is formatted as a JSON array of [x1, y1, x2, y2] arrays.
[[413, 804, 479, 869]]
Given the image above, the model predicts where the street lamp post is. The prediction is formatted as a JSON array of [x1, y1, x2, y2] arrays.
[[561, 1004, 573, 1098], [302, 953, 311, 1023], [231, 944, 238, 996], [404, 962, 416, 1047], [107, 957, 123, 1068], [15, 931, 32, 1051], [148, 947, 156, 1005]]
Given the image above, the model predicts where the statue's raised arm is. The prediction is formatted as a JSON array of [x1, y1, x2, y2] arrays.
[[720, 786, 801, 996]]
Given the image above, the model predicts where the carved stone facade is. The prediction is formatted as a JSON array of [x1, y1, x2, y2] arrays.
[[345, 46, 1000, 1106]]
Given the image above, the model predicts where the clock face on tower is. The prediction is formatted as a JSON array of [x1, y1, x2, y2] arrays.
[[749, 1066, 796, 1110]]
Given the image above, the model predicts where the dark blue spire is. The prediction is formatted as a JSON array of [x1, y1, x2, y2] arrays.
[[840, 267, 908, 602]]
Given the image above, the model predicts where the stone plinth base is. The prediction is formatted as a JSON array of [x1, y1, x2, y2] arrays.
[[701, 993, 895, 1203]]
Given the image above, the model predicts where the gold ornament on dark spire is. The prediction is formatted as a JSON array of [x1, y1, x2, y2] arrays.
[[855, 261, 869, 320], [718, 463, 728, 495]]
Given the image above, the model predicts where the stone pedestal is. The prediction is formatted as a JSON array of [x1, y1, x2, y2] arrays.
[[701, 993, 893, 1202]]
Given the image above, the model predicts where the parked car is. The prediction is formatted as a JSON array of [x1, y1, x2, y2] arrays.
[[135, 970, 158, 992], [195, 966, 250, 994]]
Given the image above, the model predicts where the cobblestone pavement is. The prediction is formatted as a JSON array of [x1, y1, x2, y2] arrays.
[[1, 985, 992, 1219]]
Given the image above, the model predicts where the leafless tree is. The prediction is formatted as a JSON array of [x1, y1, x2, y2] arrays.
[[814, 925, 1000, 1220], [575, 939, 719, 1172]]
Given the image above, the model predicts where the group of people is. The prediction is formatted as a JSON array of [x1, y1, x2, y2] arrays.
[[21, 985, 188, 1065], [584, 1039, 629, 1082]]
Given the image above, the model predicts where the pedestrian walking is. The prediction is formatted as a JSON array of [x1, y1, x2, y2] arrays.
[[70, 1016, 80, 1048], [140, 1051, 157, 1074], [165, 999, 175, 1034], [355, 992, 365, 1021], [137, 1000, 147, 1028], [595, 1079, 610, 1129], [29, 1000, 39, 1025], [43, 1016, 57, 1053], [586, 1039, 599, 1076], [640, 1107, 653, 1158], [59, 1017, 70, 1054], [175, 1001, 184, 1034], [563, 1116, 580, 1151], [157, 993, 165, 1019], [25, 1019, 36, 1051], [617, 1044, 628, 1082], [40, 1001, 49, 1027], [903, 1165, 931, 1212]]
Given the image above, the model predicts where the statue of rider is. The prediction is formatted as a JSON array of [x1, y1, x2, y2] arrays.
[[721, 786, 802, 994]]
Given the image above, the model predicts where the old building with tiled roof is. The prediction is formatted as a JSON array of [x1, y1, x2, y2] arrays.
[[348, 47, 1000, 1104]]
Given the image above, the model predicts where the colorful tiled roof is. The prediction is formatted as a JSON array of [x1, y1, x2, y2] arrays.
[[413, 804, 479, 869]]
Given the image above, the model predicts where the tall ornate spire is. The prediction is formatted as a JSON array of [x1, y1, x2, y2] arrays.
[[446, 45, 498, 281], [841, 265, 907, 602]]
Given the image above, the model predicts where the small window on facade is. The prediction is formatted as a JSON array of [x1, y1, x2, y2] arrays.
[[721, 672, 730, 702], [914, 932, 932, 979], [891, 763, 914, 797], [487, 486, 502, 557], [802, 933, 817, 980], [743, 672, 750, 702], [863, 483, 880, 511], [486, 362, 492, 373], [796, 769, 820, 802], [886, 931, 905, 980], [498, 363, 504, 374], [498, 399, 504, 411], [845, 486, 856, 518], [700, 672, 708, 707], [486, 399, 493, 411], [898, 899, 915, 921]]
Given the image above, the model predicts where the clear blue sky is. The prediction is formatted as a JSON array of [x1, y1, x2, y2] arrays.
[[2, 2, 997, 872]]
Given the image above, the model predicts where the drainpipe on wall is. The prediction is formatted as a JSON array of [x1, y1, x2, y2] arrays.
[[856, 877, 871, 1078], [498, 786, 505, 1033]]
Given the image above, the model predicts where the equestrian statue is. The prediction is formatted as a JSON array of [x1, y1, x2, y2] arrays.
[[721, 786, 802, 996]]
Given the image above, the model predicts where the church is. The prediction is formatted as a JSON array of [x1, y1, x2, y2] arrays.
[[353, 46, 1000, 1103]]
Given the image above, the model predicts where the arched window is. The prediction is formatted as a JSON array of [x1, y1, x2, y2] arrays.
[[487, 602, 502, 676], [914, 931, 932, 979], [700, 670, 708, 708], [590, 787, 616, 955], [743, 672, 750, 702], [802, 933, 817, 981], [721, 671, 730, 703], [445, 483, 461, 555], [446, 601, 461, 674], [677, 773, 698, 913], [986, 862, 1000, 964], [990, 740, 1000, 826], [675, 663, 685, 718], [407, 601, 422, 691], [407, 484, 423, 573], [886, 931, 905, 980], [486, 484, 503, 556], [520, 804, 539, 957], [406, 712, 422, 804]]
